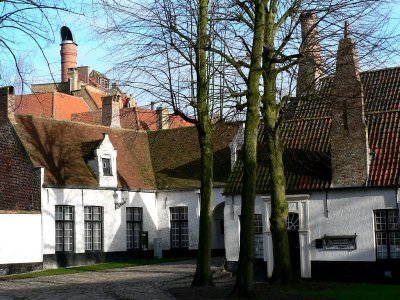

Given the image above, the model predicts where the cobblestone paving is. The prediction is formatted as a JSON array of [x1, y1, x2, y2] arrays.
[[0, 260, 229, 300]]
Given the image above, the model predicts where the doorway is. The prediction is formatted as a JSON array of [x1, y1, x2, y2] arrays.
[[287, 212, 300, 276]]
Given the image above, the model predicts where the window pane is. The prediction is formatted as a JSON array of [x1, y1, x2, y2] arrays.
[[171, 221, 180, 248], [388, 211, 399, 230], [127, 208, 134, 221], [85, 222, 92, 250], [254, 214, 263, 234], [170, 208, 179, 221], [181, 221, 189, 248], [127, 222, 133, 249], [180, 207, 188, 220], [390, 232, 400, 259], [376, 232, 388, 259], [55, 206, 63, 221], [64, 222, 73, 251], [93, 207, 102, 221], [93, 222, 102, 250], [375, 211, 386, 231], [254, 234, 263, 259], [85, 206, 92, 221], [134, 223, 141, 249], [55, 222, 63, 251]]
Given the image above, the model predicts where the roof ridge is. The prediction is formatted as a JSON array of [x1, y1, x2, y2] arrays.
[[366, 109, 400, 115]]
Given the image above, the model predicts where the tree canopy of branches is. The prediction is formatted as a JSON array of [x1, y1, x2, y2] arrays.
[[96, 0, 399, 296], [0, 0, 69, 91]]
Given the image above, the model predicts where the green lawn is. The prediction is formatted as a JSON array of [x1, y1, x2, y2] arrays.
[[283, 283, 400, 300], [0, 258, 185, 281]]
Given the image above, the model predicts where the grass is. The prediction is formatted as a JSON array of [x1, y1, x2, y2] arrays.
[[294, 283, 400, 300], [0, 257, 186, 281], [248, 282, 400, 300]]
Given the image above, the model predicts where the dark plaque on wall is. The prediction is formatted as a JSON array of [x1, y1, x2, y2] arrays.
[[323, 235, 357, 250]]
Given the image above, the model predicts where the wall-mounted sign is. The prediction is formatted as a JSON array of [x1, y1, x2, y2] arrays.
[[323, 235, 357, 250]]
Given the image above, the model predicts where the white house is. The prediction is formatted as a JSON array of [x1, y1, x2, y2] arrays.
[[0, 85, 240, 274], [223, 15, 400, 282]]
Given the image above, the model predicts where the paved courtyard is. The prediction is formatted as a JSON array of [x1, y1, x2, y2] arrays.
[[0, 259, 231, 300]]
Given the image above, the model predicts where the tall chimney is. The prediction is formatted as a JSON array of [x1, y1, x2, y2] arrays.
[[297, 13, 323, 96], [102, 94, 121, 128], [330, 22, 369, 187], [68, 67, 80, 91], [156, 107, 169, 130], [0, 86, 16, 124], [60, 26, 78, 82]]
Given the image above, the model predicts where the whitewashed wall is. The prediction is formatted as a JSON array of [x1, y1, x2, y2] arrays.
[[0, 213, 42, 264], [224, 188, 399, 277], [309, 189, 397, 262], [156, 188, 226, 251], [41, 187, 158, 254]]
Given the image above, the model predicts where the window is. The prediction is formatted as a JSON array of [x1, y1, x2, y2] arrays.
[[102, 157, 112, 176], [170, 207, 189, 249], [84, 206, 103, 251], [374, 209, 400, 259], [55, 205, 74, 252], [127, 207, 143, 250], [254, 214, 263, 259]]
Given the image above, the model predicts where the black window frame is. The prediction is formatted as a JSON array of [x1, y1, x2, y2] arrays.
[[126, 207, 143, 250], [84, 206, 104, 252], [254, 214, 263, 259], [374, 209, 400, 260], [170, 206, 189, 249], [55, 205, 75, 252], [102, 157, 112, 176]]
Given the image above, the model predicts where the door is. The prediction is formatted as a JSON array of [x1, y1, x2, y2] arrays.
[[287, 212, 300, 276]]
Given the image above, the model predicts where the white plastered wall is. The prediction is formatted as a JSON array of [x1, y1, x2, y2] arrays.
[[224, 188, 398, 278], [41, 187, 158, 255], [0, 213, 42, 264], [156, 188, 225, 250]]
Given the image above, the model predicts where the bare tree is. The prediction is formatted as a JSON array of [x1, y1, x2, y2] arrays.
[[96, 0, 238, 286], [0, 0, 69, 90]]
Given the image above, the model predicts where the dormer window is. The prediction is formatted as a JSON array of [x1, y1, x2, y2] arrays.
[[102, 157, 112, 176]]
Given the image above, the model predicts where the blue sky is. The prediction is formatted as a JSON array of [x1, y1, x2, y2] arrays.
[[2, 0, 400, 106]]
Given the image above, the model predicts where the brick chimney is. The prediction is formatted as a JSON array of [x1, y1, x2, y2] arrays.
[[297, 13, 323, 96], [68, 67, 80, 91], [0, 86, 16, 124], [102, 93, 121, 128], [60, 26, 77, 82], [330, 22, 369, 187], [156, 107, 169, 130]]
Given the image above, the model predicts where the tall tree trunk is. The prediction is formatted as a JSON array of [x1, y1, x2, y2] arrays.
[[261, 33, 293, 283], [232, 0, 266, 297], [192, 0, 213, 287]]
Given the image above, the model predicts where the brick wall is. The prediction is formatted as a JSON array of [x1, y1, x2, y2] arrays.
[[330, 35, 369, 187], [0, 86, 41, 211]]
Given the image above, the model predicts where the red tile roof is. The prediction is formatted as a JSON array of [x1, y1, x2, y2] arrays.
[[72, 107, 194, 131], [15, 92, 90, 121], [53, 93, 91, 120], [14, 115, 156, 189], [85, 87, 106, 108], [225, 67, 400, 194], [15, 93, 53, 117]]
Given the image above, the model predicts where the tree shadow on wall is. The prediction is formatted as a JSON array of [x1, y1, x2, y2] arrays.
[[16, 116, 97, 186]]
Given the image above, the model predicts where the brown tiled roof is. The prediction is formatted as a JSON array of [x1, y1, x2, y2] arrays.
[[14, 115, 156, 189], [72, 107, 193, 131], [15, 92, 91, 121], [224, 67, 400, 194], [148, 123, 240, 189]]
